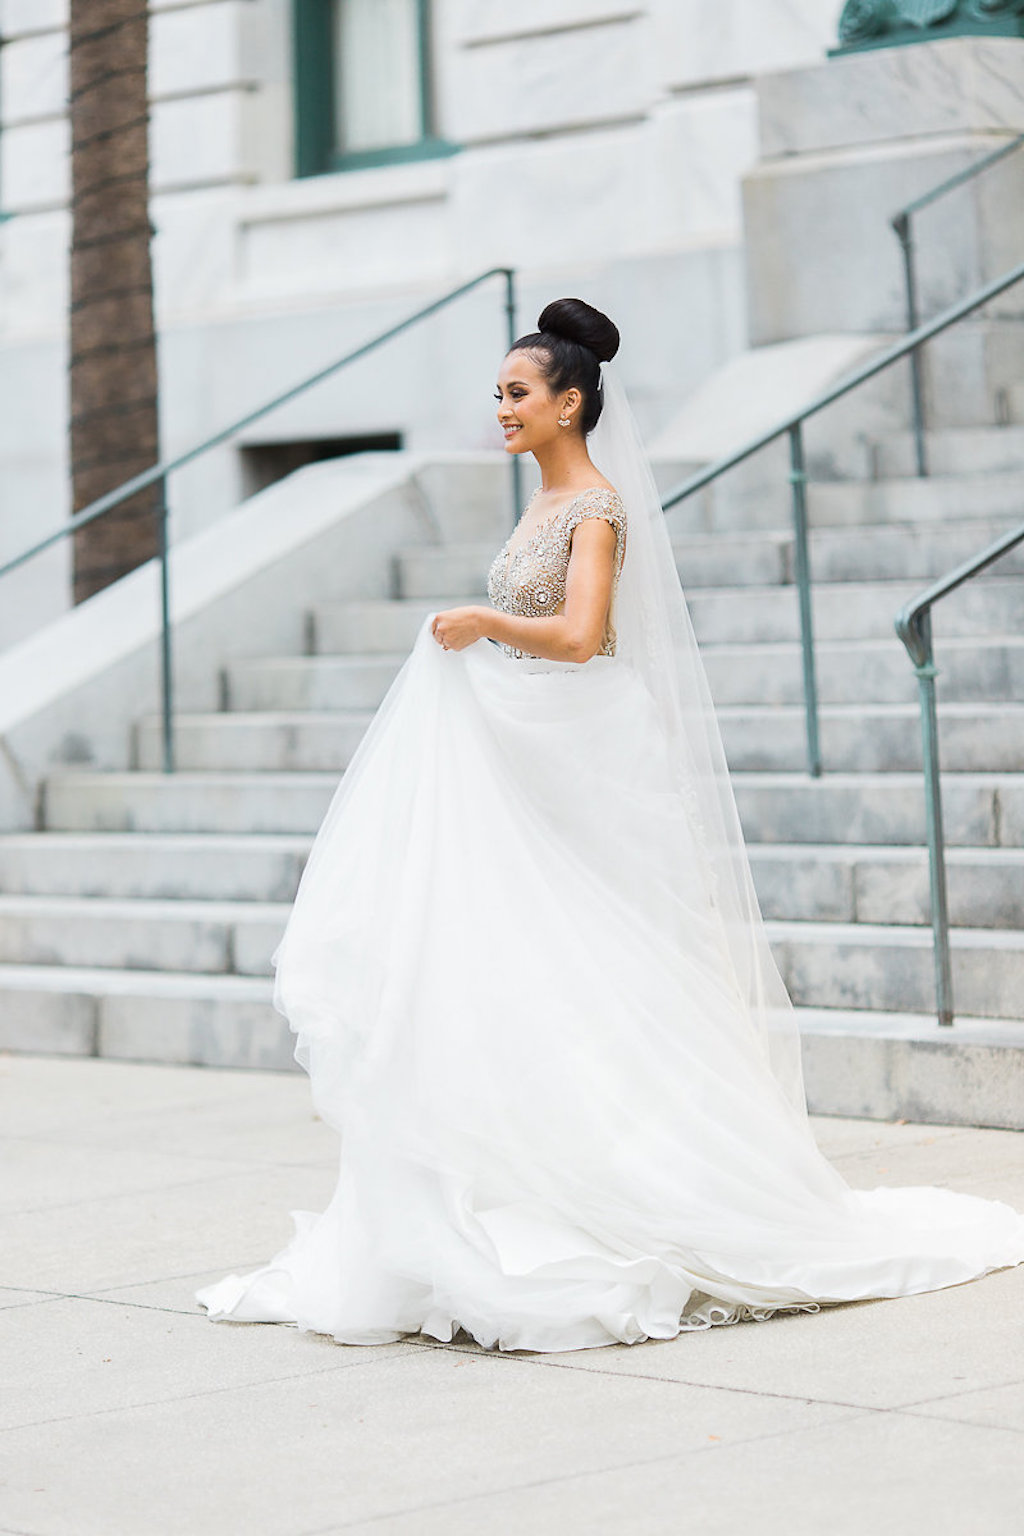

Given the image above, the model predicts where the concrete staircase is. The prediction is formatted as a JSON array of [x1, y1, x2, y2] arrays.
[[2, 436, 1023, 1123]]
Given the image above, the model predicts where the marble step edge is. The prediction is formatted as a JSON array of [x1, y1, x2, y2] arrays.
[[131, 702, 1024, 734], [220, 633, 1024, 669], [0, 965, 288, 1070], [4, 833, 1024, 865], [764, 920, 1024, 951], [0, 895, 1019, 953], [397, 515, 1024, 559], [38, 768, 1024, 790], [0, 964, 1019, 1128], [0, 894, 292, 922], [796, 1008, 1024, 1130]]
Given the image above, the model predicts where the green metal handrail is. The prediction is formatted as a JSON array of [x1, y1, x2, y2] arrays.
[[891, 131, 1024, 477], [0, 266, 520, 773], [895, 522, 1024, 1028], [661, 256, 1024, 779]]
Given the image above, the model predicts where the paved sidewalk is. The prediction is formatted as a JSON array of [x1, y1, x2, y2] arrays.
[[1, 1054, 1022, 1536]]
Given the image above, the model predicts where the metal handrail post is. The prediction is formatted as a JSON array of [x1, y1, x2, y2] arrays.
[[892, 212, 928, 478], [504, 267, 522, 525], [895, 524, 1024, 1028], [911, 610, 954, 1025], [787, 424, 822, 778], [157, 503, 174, 774]]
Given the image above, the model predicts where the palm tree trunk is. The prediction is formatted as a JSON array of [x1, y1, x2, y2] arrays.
[[69, 0, 160, 604]]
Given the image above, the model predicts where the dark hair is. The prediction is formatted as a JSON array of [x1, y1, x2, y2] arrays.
[[510, 298, 620, 435]]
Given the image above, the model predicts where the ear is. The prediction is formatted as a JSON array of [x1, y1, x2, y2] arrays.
[[561, 387, 582, 417]]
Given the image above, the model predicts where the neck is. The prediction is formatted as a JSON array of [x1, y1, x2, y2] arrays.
[[532, 434, 595, 492]]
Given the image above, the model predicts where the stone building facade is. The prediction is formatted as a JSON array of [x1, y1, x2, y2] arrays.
[[0, 0, 841, 643]]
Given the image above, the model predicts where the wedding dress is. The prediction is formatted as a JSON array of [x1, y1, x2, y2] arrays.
[[197, 370, 1024, 1352]]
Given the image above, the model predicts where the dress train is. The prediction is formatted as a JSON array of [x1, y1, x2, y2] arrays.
[[197, 623, 1024, 1352]]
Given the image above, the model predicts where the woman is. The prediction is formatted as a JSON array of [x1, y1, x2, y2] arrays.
[[198, 299, 1024, 1353]]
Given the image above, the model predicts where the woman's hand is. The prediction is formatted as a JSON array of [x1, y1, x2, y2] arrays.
[[431, 606, 485, 652]]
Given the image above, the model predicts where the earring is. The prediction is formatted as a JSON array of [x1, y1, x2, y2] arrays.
[[558, 416, 571, 427]]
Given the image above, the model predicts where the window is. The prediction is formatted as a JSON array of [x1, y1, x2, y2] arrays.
[[293, 0, 454, 175]]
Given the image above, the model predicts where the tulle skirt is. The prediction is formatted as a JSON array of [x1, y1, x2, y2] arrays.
[[197, 620, 1024, 1352]]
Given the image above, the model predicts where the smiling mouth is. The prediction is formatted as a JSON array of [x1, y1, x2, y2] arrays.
[[502, 424, 523, 437]]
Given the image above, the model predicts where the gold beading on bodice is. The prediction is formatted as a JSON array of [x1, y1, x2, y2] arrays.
[[486, 487, 627, 660]]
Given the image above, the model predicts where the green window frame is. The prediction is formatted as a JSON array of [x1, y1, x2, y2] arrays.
[[293, 0, 457, 176]]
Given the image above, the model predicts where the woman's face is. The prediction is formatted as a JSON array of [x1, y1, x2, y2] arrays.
[[495, 349, 574, 455]]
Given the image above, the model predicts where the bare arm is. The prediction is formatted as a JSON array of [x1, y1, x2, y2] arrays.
[[431, 517, 619, 663]]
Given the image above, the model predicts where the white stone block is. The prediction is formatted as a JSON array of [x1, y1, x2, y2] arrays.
[[647, 89, 759, 246], [238, 194, 450, 300], [651, 0, 834, 92], [150, 187, 236, 325], [759, 38, 1024, 159], [456, 0, 635, 45], [1, 29, 67, 122], [449, 124, 643, 271], [0, 209, 68, 336], [446, 15, 653, 144], [0, 0, 67, 37], [150, 1, 246, 99], [150, 91, 246, 190], [743, 137, 1023, 342], [649, 334, 893, 463], [0, 117, 69, 210], [0, 330, 71, 646]]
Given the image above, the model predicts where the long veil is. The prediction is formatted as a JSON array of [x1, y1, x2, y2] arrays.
[[589, 366, 805, 1114]]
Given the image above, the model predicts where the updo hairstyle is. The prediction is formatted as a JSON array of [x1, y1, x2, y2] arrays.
[[511, 298, 620, 435]]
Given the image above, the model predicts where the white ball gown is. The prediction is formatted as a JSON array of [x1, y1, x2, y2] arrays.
[[197, 372, 1024, 1353]]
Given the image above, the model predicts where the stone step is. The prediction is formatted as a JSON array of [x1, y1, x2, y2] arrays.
[[1, 832, 1016, 930], [732, 772, 1024, 848], [796, 1009, 1024, 1130], [225, 655, 404, 712], [310, 596, 489, 655], [1, 962, 1020, 1121], [0, 895, 288, 976], [43, 772, 338, 835], [703, 635, 1024, 706], [135, 697, 1024, 777], [0, 964, 289, 1068], [136, 712, 374, 772], [871, 426, 1024, 480], [311, 575, 1024, 655], [750, 845, 1024, 927], [221, 636, 1024, 713], [802, 516, 1024, 586], [676, 576, 1024, 648], [0, 832, 311, 900], [719, 702, 1024, 773], [395, 518, 1024, 597], [768, 921, 1024, 1020], [805, 471, 1024, 529]]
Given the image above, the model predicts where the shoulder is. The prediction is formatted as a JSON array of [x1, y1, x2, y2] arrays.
[[564, 485, 626, 532]]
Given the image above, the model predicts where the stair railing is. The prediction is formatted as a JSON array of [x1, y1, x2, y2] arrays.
[[895, 522, 1024, 1028], [661, 257, 1024, 781], [0, 267, 520, 774], [891, 131, 1024, 477]]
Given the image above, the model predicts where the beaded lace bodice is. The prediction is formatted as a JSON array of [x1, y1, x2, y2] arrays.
[[486, 487, 627, 660]]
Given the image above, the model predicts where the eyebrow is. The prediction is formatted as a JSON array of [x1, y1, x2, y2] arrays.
[[498, 380, 529, 388]]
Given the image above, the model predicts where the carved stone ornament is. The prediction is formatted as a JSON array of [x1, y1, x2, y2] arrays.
[[837, 0, 1024, 48]]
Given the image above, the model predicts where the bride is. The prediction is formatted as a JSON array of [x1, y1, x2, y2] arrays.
[[197, 299, 1024, 1352]]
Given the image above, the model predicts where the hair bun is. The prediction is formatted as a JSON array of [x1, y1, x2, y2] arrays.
[[537, 298, 620, 365]]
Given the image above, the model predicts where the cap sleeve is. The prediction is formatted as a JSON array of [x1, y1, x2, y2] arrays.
[[564, 488, 627, 577]]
